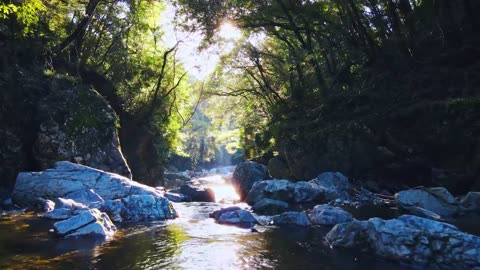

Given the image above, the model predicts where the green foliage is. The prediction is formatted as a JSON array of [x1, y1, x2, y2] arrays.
[[0, 0, 46, 35]]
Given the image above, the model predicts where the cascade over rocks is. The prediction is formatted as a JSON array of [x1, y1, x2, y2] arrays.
[[232, 161, 268, 201], [395, 187, 459, 217], [326, 215, 480, 269]]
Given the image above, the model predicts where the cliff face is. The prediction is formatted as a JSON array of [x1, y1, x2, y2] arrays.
[[0, 67, 131, 190]]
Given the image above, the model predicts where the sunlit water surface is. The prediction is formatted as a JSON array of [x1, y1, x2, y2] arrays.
[[0, 173, 447, 270]]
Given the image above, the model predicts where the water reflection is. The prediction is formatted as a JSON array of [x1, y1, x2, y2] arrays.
[[0, 174, 419, 270]]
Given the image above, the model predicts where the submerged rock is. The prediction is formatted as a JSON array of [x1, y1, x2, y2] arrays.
[[326, 215, 480, 269], [395, 187, 459, 217], [232, 161, 268, 201], [210, 207, 257, 227], [309, 204, 353, 226], [272, 211, 311, 226], [54, 209, 116, 239], [13, 162, 177, 222], [252, 198, 289, 215]]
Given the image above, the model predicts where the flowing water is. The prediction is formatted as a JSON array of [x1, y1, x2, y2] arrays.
[[0, 174, 419, 270]]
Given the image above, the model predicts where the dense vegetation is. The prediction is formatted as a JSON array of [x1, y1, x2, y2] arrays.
[[1, 0, 479, 192], [175, 0, 480, 192]]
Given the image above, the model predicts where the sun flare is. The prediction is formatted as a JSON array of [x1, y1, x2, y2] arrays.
[[218, 22, 242, 40]]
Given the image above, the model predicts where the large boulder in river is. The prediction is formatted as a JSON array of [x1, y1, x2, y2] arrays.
[[309, 204, 353, 226], [12, 161, 177, 221], [245, 180, 295, 205], [54, 208, 116, 239], [232, 161, 268, 200], [395, 187, 459, 217], [326, 215, 480, 269], [246, 174, 350, 205]]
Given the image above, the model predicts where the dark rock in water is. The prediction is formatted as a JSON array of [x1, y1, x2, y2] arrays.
[[232, 161, 268, 201], [209, 206, 242, 219], [54, 209, 116, 239], [310, 172, 350, 201], [326, 215, 480, 269], [180, 183, 215, 202], [252, 198, 289, 215], [163, 172, 191, 189], [272, 211, 311, 226], [267, 157, 291, 179], [309, 204, 353, 226], [395, 187, 459, 217], [459, 192, 480, 213], [210, 207, 257, 227], [34, 198, 55, 212], [165, 192, 187, 202], [102, 194, 178, 222], [13, 162, 177, 222]]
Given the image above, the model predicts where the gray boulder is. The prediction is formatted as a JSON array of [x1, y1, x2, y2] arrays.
[[64, 189, 104, 208], [459, 192, 480, 213], [326, 215, 480, 269], [13, 162, 177, 222], [272, 211, 311, 226], [179, 183, 215, 202], [310, 172, 350, 201], [102, 195, 178, 222], [210, 207, 257, 227], [232, 161, 268, 201], [293, 181, 324, 203], [54, 209, 116, 239], [309, 204, 353, 226], [43, 197, 89, 220], [245, 180, 295, 205], [395, 187, 459, 217], [252, 198, 289, 215]]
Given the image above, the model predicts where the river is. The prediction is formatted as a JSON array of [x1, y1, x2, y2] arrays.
[[0, 173, 414, 270]]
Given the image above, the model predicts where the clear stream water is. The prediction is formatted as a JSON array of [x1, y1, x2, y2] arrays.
[[0, 174, 477, 270]]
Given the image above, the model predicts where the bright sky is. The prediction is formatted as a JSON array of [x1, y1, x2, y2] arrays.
[[159, 4, 243, 80]]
